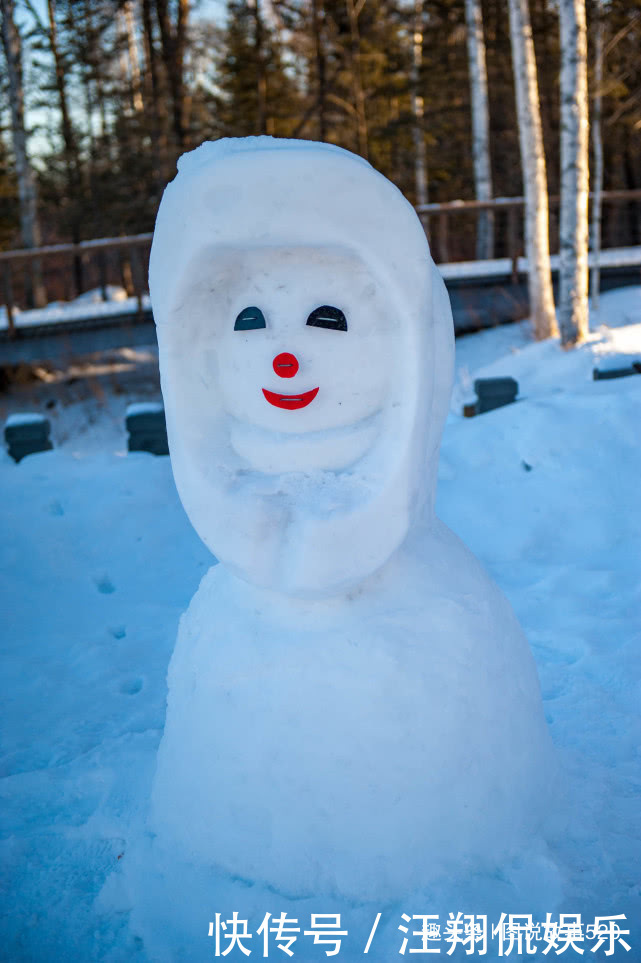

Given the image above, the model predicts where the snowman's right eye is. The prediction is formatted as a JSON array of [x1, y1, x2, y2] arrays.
[[234, 307, 266, 331]]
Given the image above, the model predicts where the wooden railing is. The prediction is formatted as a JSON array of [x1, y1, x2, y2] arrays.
[[1, 233, 153, 335], [2, 189, 641, 336], [416, 189, 641, 267]]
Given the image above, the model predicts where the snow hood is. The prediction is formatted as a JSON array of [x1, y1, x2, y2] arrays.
[[150, 137, 454, 596]]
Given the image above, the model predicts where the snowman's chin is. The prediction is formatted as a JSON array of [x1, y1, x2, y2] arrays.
[[227, 410, 382, 474]]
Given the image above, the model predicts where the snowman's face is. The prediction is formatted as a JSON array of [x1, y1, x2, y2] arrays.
[[203, 246, 400, 473]]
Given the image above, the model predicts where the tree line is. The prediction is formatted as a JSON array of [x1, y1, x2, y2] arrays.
[[1, 0, 640, 343]]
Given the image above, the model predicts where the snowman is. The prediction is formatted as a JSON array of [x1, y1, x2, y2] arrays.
[[148, 137, 555, 902]]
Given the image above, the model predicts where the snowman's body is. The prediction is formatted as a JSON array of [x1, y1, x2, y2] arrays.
[[149, 137, 554, 900]]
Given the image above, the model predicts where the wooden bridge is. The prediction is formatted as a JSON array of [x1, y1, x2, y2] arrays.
[[1, 191, 640, 365]]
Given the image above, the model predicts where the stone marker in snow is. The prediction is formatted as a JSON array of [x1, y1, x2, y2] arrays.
[[125, 402, 168, 456], [474, 375, 519, 413], [593, 358, 641, 380], [4, 413, 53, 462], [145, 137, 555, 903]]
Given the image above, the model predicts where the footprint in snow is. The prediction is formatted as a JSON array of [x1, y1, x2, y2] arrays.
[[95, 575, 115, 594], [120, 677, 143, 696]]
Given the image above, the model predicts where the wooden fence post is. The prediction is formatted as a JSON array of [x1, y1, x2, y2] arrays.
[[129, 246, 144, 316], [508, 207, 519, 283], [3, 264, 15, 336], [98, 249, 108, 301], [438, 212, 449, 263]]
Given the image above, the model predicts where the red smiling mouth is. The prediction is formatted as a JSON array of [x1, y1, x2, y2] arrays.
[[262, 387, 319, 410]]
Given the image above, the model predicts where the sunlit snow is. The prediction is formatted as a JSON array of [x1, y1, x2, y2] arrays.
[[1, 287, 639, 960]]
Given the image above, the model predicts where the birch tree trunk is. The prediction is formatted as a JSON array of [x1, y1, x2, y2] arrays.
[[559, 0, 589, 345], [124, 0, 144, 112], [507, 0, 558, 339], [590, 0, 604, 314], [0, 0, 46, 307], [464, 0, 494, 259], [411, 0, 427, 207]]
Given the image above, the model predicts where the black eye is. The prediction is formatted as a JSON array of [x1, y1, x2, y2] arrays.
[[234, 306, 266, 330], [306, 305, 347, 331]]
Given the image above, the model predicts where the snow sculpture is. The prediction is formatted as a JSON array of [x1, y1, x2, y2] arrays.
[[149, 137, 554, 901]]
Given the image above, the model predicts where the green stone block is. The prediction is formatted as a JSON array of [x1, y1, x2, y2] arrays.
[[474, 377, 519, 414], [128, 434, 169, 456], [7, 439, 53, 463], [5, 415, 53, 461], [126, 404, 169, 456], [125, 409, 167, 433], [593, 361, 641, 381], [5, 415, 51, 444]]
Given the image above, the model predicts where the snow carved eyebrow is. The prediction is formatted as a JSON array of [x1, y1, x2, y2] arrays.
[[306, 305, 348, 331], [235, 306, 266, 330]]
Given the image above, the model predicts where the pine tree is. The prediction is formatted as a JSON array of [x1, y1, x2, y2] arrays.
[[215, 0, 301, 138]]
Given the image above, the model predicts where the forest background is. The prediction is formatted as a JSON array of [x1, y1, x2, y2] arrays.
[[0, 0, 640, 309]]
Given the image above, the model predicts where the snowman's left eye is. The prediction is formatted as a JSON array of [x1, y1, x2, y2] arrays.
[[306, 305, 347, 331], [234, 306, 266, 330]]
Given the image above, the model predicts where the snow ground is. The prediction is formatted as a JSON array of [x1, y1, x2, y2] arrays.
[[1, 286, 640, 960], [0, 286, 151, 331], [438, 245, 641, 280], [0, 345, 161, 456]]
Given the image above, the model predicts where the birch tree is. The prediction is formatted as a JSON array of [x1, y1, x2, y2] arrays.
[[123, 0, 144, 113], [464, 0, 494, 258], [558, 0, 589, 345], [590, 0, 604, 313], [0, 0, 46, 306], [507, 0, 558, 339]]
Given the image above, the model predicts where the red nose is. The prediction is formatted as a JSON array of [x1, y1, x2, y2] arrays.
[[273, 352, 299, 378]]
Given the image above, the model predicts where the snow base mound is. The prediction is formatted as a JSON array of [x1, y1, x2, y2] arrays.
[[150, 519, 556, 904]]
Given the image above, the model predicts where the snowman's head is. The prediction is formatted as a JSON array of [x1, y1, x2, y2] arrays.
[[201, 244, 396, 474], [150, 138, 454, 596]]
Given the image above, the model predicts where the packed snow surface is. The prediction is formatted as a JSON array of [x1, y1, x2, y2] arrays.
[[126, 402, 165, 418], [1, 289, 640, 960], [4, 411, 50, 428]]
